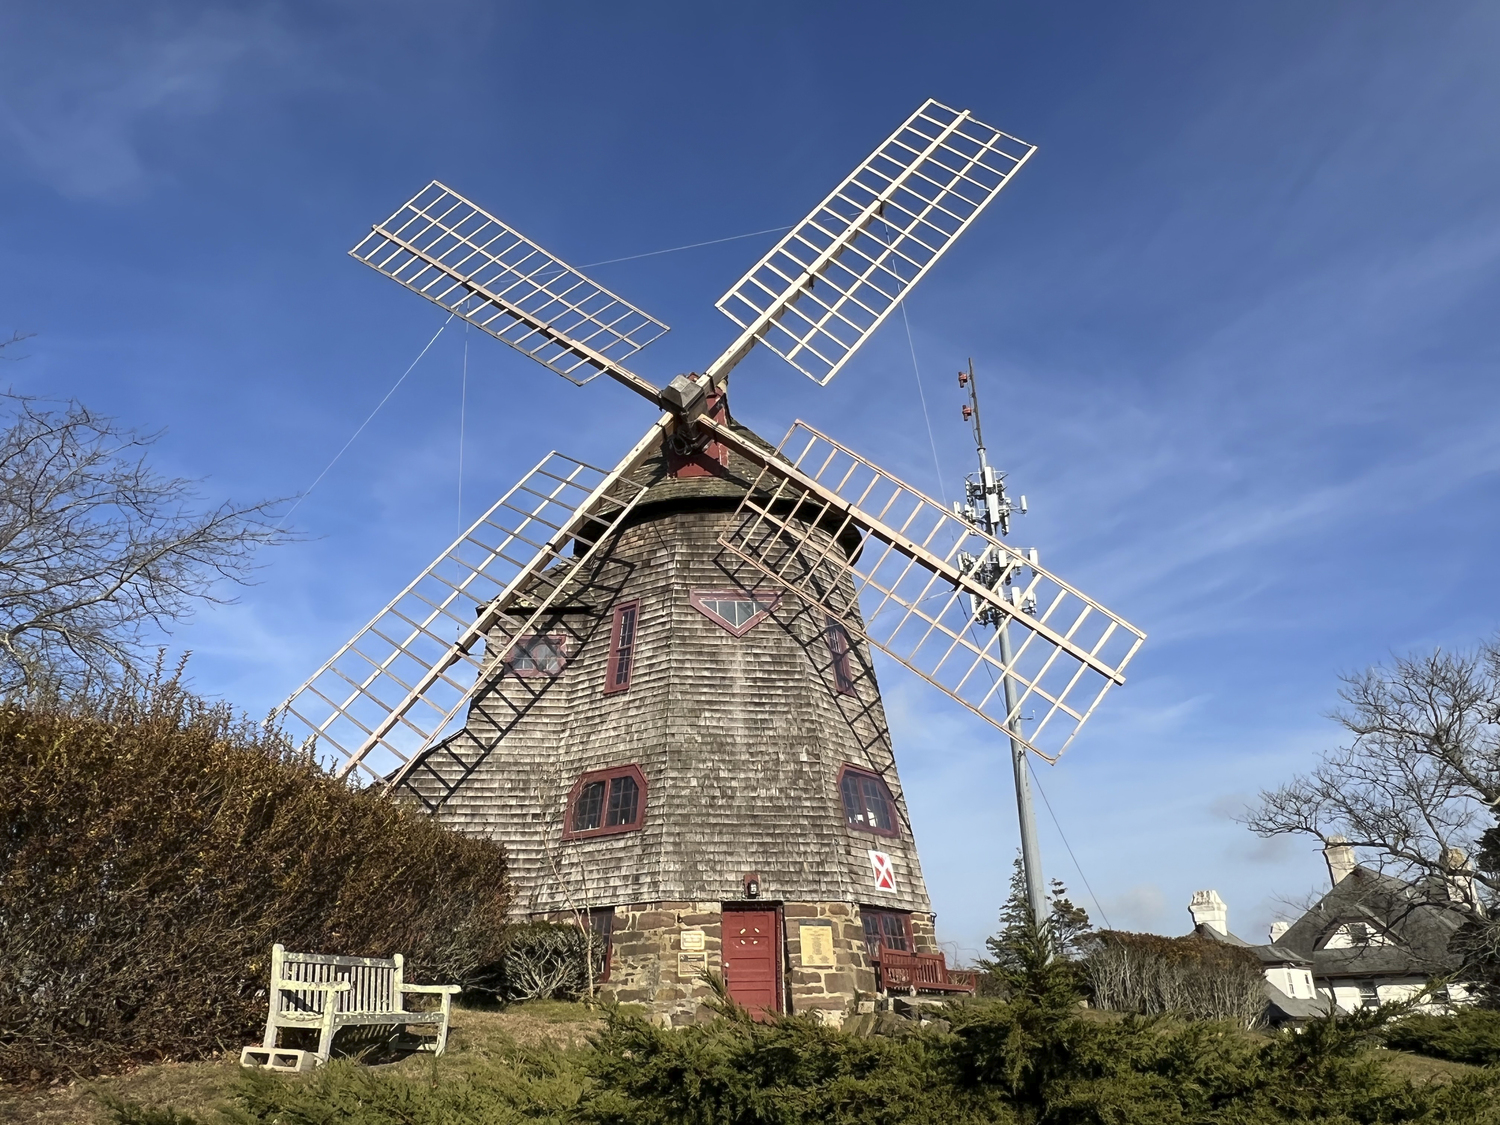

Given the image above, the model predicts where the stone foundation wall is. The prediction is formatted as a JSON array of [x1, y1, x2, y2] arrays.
[[534, 900, 943, 1026], [597, 901, 725, 1025], [785, 901, 875, 1020], [910, 912, 938, 954]]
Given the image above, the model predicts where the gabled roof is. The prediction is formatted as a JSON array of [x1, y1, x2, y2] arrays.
[[1276, 866, 1466, 980]]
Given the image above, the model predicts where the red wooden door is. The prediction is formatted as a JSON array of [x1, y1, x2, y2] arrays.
[[722, 909, 780, 1016]]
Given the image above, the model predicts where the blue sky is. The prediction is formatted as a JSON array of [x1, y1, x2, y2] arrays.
[[4, 2, 1499, 961]]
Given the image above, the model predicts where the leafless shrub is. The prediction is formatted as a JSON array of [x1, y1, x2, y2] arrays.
[[1084, 931, 1267, 1028], [497, 922, 595, 1001]]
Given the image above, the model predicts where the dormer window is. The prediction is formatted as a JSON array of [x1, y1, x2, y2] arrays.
[[1321, 920, 1391, 950], [838, 765, 900, 838], [564, 765, 647, 840], [690, 589, 781, 637]]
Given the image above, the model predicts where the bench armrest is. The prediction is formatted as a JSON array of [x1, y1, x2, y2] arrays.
[[400, 983, 461, 995], [274, 979, 351, 993]]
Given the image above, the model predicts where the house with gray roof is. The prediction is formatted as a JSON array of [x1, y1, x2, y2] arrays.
[[1273, 838, 1474, 1013], [1188, 837, 1477, 1021]]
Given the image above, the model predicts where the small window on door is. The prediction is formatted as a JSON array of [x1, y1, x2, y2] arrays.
[[605, 600, 640, 695], [861, 908, 912, 958], [564, 765, 647, 839], [506, 634, 569, 677], [838, 765, 900, 837], [825, 618, 856, 694]]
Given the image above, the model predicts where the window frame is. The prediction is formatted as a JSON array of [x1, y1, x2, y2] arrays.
[[825, 617, 856, 695], [860, 907, 913, 960], [504, 633, 571, 678], [689, 588, 782, 637], [837, 764, 901, 839], [604, 599, 641, 695], [1356, 980, 1380, 1009], [562, 764, 648, 840]]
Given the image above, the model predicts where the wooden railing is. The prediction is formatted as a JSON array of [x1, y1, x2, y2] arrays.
[[877, 949, 977, 995]]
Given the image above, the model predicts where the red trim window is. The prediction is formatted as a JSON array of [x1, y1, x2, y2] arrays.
[[604, 600, 640, 695], [861, 908, 912, 959], [690, 589, 781, 637], [825, 618, 856, 695], [505, 634, 569, 677], [838, 765, 900, 838], [563, 764, 647, 840]]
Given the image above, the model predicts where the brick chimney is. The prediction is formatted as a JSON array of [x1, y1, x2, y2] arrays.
[[1323, 835, 1356, 886], [1188, 889, 1228, 935]]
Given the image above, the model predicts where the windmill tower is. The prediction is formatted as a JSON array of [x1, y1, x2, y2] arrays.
[[282, 100, 1145, 1024]]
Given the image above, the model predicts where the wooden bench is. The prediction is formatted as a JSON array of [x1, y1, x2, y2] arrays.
[[877, 949, 978, 996], [239, 944, 460, 1071]]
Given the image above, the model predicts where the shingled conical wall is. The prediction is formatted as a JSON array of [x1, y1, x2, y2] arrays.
[[400, 406, 941, 1023]]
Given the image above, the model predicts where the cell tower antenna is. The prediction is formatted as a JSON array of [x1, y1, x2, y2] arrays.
[[954, 358, 1047, 926]]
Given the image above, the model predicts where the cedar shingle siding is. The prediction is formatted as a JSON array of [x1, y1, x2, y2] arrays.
[[400, 423, 933, 934]]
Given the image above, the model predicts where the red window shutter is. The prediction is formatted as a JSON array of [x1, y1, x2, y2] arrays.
[[605, 600, 640, 694]]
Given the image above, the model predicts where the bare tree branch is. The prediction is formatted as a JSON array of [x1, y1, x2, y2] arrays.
[[1244, 642, 1500, 909], [0, 391, 293, 692]]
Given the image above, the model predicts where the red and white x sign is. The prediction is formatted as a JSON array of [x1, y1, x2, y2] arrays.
[[868, 850, 897, 892]]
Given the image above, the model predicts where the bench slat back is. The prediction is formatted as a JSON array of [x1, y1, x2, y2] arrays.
[[275, 949, 399, 1016]]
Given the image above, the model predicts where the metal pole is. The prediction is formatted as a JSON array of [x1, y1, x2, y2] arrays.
[[999, 619, 1048, 925], [959, 357, 1047, 927]]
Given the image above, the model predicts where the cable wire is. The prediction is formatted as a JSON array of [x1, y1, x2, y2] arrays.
[[279, 314, 454, 528], [457, 323, 468, 534], [582, 224, 793, 267], [900, 302, 947, 507], [1028, 765, 1113, 929]]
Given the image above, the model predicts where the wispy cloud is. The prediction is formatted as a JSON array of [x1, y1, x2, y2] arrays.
[[0, 9, 292, 200]]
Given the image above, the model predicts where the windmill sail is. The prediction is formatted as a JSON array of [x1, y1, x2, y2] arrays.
[[705, 419, 1145, 761], [709, 99, 1035, 386], [280, 419, 668, 782], [351, 182, 668, 397]]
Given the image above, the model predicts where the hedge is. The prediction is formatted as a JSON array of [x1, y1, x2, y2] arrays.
[[0, 680, 511, 1082]]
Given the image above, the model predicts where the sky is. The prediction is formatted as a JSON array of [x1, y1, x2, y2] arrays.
[[3, 1, 1499, 961]]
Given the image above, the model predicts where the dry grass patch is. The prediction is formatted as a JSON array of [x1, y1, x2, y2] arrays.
[[0, 1001, 602, 1125]]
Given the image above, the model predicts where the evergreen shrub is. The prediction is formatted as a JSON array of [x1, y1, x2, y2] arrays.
[[104, 989, 1500, 1124], [1382, 1006, 1500, 1065], [0, 679, 511, 1082]]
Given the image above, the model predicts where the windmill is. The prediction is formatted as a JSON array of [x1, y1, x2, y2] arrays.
[[282, 99, 1145, 1023]]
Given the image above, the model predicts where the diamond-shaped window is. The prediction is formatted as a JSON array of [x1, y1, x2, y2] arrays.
[[689, 589, 781, 636]]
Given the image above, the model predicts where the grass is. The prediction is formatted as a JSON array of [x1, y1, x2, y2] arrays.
[[0, 1001, 602, 1125]]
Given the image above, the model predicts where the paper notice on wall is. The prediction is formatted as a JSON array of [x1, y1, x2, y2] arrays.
[[799, 921, 836, 968], [678, 950, 708, 980], [868, 850, 897, 892], [680, 929, 705, 952]]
